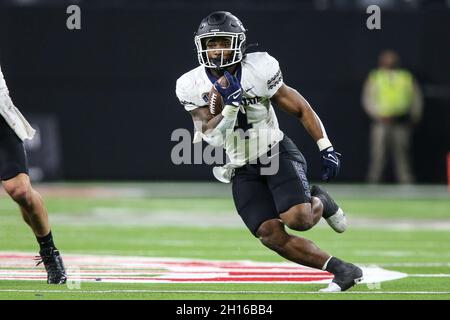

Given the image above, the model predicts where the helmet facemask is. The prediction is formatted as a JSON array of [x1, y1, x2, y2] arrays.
[[195, 32, 246, 70]]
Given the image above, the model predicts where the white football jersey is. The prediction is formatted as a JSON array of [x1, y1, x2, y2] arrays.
[[0, 64, 36, 141], [0, 64, 8, 94], [176, 52, 285, 169]]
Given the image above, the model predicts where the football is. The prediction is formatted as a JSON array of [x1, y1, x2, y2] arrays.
[[208, 75, 228, 116]]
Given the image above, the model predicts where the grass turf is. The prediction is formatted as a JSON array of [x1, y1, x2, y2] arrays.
[[0, 184, 449, 300]]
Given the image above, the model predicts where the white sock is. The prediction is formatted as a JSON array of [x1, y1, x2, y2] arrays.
[[322, 256, 333, 271]]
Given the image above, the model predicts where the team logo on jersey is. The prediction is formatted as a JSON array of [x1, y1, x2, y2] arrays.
[[267, 68, 283, 90], [201, 92, 209, 103]]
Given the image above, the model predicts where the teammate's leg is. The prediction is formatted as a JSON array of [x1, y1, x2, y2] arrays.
[[0, 117, 66, 284], [3, 173, 50, 236], [2, 177, 67, 284]]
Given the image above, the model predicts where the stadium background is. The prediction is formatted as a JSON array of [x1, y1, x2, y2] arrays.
[[0, 0, 449, 182], [0, 0, 449, 301]]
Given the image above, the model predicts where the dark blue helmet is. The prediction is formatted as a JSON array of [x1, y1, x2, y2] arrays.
[[194, 11, 247, 69]]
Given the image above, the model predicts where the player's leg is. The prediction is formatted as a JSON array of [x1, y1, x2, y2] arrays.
[[232, 165, 327, 269], [0, 117, 66, 284], [232, 164, 280, 235], [278, 198, 322, 232], [310, 185, 347, 233], [267, 136, 347, 233], [256, 219, 362, 292], [257, 218, 328, 268], [232, 164, 362, 292]]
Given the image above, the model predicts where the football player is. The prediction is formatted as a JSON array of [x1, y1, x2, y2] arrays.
[[176, 11, 362, 292], [0, 64, 67, 284]]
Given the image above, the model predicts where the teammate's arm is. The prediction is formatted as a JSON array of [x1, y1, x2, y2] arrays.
[[270, 83, 341, 182]]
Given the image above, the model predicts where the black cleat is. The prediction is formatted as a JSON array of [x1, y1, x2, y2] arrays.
[[320, 262, 363, 292], [311, 185, 347, 232], [35, 248, 67, 284]]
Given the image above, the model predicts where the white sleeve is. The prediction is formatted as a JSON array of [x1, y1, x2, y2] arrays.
[[261, 53, 283, 97], [0, 65, 9, 94], [0, 93, 36, 141], [175, 75, 200, 112]]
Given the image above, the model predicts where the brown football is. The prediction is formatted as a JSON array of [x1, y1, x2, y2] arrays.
[[208, 75, 229, 116]]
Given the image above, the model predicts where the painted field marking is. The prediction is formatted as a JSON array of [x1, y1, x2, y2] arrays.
[[0, 252, 407, 284], [0, 289, 449, 295]]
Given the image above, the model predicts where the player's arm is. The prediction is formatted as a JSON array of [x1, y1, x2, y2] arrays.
[[271, 84, 327, 143], [189, 106, 237, 147], [270, 83, 341, 181], [190, 107, 223, 133], [188, 71, 242, 147], [177, 73, 238, 146]]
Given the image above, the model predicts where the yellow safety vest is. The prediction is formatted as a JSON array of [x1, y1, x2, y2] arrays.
[[369, 69, 414, 117]]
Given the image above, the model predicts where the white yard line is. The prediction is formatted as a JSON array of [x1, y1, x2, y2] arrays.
[[408, 274, 450, 277], [0, 289, 449, 295], [1, 272, 449, 278]]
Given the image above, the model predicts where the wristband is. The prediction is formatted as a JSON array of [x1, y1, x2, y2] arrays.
[[317, 137, 332, 151], [221, 104, 240, 118]]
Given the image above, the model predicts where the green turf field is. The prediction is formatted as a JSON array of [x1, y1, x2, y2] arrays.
[[0, 183, 449, 300]]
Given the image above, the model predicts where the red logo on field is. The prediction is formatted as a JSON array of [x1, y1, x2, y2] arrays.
[[0, 252, 408, 285], [0, 252, 333, 283]]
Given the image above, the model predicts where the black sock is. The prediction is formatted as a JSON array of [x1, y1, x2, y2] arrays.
[[36, 231, 56, 251], [325, 257, 345, 274]]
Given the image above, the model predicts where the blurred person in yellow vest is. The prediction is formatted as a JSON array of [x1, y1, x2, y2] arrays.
[[362, 50, 423, 184]]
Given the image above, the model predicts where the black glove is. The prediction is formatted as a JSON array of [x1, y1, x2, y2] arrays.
[[320, 146, 341, 182]]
